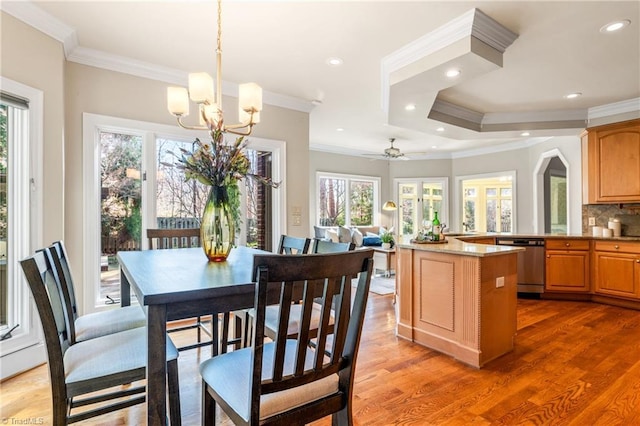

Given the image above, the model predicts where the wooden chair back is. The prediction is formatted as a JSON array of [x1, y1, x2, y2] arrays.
[[20, 250, 72, 408], [312, 239, 355, 253], [147, 228, 200, 250], [248, 249, 373, 423], [48, 241, 79, 342], [277, 235, 311, 255]]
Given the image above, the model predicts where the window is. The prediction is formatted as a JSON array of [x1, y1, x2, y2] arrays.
[[316, 172, 379, 226], [458, 172, 516, 233], [84, 114, 285, 311], [395, 178, 448, 237], [0, 78, 45, 379]]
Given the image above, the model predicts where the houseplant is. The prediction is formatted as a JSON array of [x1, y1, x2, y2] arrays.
[[380, 230, 394, 249], [176, 125, 279, 261]]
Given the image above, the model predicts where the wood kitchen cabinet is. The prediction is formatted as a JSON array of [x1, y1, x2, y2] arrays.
[[594, 241, 640, 299], [582, 118, 640, 204], [545, 239, 590, 292]]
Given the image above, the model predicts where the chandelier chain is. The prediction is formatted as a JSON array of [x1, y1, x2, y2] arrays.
[[217, 0, 222, 54]]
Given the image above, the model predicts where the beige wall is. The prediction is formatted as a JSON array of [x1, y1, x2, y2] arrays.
[[64, 63, 309, 306], [308, 151, 393, 230], [347, 137, 583, 235], [0, 13, 66, 246]]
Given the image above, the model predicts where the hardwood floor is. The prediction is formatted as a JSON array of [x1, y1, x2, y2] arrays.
[[2, 294, 640, 425]]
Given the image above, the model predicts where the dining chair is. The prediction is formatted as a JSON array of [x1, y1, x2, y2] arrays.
[[311, 239, 356, 253], [199, 249, 374, 425], [48, 241, 146, 344], [234, 235, 313, 347], [20, 249, 182, 425], [278, 234, 311, 255], [147, 228, 236, 355], [257, 238, 356, 342]]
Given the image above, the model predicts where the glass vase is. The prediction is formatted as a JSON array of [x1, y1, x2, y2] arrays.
[[200, 185, 234, 262]]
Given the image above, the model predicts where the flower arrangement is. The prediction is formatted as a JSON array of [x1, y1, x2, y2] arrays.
[[176, 128, 279, 189], [171, 126, 279, 261]]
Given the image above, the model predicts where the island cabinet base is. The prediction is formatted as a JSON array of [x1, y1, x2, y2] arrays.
[[396, 247, 518, 368]]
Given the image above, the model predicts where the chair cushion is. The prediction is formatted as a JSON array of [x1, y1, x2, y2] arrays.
[[200, 340, 339, 422], [64, 327, 178, 396], [75, 305, 146, 342]]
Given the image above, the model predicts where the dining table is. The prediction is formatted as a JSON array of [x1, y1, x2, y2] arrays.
[[118, 245, 267, 426]]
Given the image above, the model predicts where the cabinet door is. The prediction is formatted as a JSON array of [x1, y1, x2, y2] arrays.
[[545, 250, 590, 292], [594, 252, 640, 299], [586, 121, 640, 203]]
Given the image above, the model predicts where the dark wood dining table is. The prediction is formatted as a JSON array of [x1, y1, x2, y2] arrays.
[[118, 246, 266, 425]]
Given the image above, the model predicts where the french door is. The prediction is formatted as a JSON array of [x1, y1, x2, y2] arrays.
[[0, 78, 44, 379], [84, 114, 285, 313], [395, 178, 448, 239]]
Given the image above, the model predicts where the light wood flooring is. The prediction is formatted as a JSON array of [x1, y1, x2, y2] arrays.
[[2, 294, 640, 425]]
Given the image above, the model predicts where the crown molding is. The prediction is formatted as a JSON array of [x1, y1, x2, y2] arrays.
[[588, 97, 640, 119], [432, 99, 484, 124], [471, 9, 519, 53], [3, 1, 313, 114], [1, 0, 78, 56]]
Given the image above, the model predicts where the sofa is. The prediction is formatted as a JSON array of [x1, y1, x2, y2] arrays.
[[312, 225, 395, 277], [312, 225, 389, 248]]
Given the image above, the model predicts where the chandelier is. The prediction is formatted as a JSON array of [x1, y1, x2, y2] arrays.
[[166, 0, 262, 136]]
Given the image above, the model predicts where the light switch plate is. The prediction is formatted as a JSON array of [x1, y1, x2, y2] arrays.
[[496, 276, 505, 288], [588, 217, 596, 226]]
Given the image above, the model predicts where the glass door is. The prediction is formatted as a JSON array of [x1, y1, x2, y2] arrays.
[[0, 79, 44, 379], [396, 178, 448, 239], [99, 131, 143, 303]]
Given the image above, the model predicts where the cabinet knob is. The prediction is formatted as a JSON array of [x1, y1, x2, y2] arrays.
[[614, 245, 620, 249], [565, 243, 570, 247], [637, 259, 640, 263], [547, 255, 550, 258]]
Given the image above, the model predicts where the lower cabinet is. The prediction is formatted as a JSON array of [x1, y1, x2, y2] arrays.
[[594, 241, 640, 299], [545, 239, 590, 292]]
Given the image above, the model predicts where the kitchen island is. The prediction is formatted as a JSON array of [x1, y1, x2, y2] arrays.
[[396, 237, 523, 368]]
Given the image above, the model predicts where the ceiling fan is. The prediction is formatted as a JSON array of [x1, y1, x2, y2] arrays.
[[363, 138, 412, 161]]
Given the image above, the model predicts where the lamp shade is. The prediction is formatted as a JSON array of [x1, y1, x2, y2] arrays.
[[382, 200, 397, 211], [167, 87, 189, 116]]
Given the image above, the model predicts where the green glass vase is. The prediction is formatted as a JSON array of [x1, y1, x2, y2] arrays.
[[200, 185, 234, 262]]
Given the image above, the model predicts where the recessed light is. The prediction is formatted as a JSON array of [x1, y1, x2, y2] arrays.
[[445, 69, 461, 78], [600, 20, 631, 33], [405, 104, 416, 111], [326, 57, 343, 66], [564, 92, 582, 99], [336, 128, 344, 132], [521, 132, 530, 137], [431, 145, 438, 149], [436, 127, 445, 132]]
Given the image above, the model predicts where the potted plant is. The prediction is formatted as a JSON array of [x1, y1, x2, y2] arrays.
[[380, 231, 394, 249]]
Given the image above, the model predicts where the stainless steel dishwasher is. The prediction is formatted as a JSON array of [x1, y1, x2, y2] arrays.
[[495, 237, 545, 294]]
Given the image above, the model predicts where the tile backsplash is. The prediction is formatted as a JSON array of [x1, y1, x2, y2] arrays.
[[582, 204, 640, 236]]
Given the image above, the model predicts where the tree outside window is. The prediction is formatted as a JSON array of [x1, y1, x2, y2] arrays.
[[317, 173, 378, 227]]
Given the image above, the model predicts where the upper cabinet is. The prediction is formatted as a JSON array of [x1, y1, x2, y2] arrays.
[[582, 119, 640, 204]]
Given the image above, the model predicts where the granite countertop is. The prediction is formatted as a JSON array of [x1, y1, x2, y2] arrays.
[[396, 236, 525, 257], [396, 232, 640, 257]]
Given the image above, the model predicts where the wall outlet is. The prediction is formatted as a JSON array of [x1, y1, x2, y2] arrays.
[[496, 276, 505, 288], [588, 217, 596, 226]]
